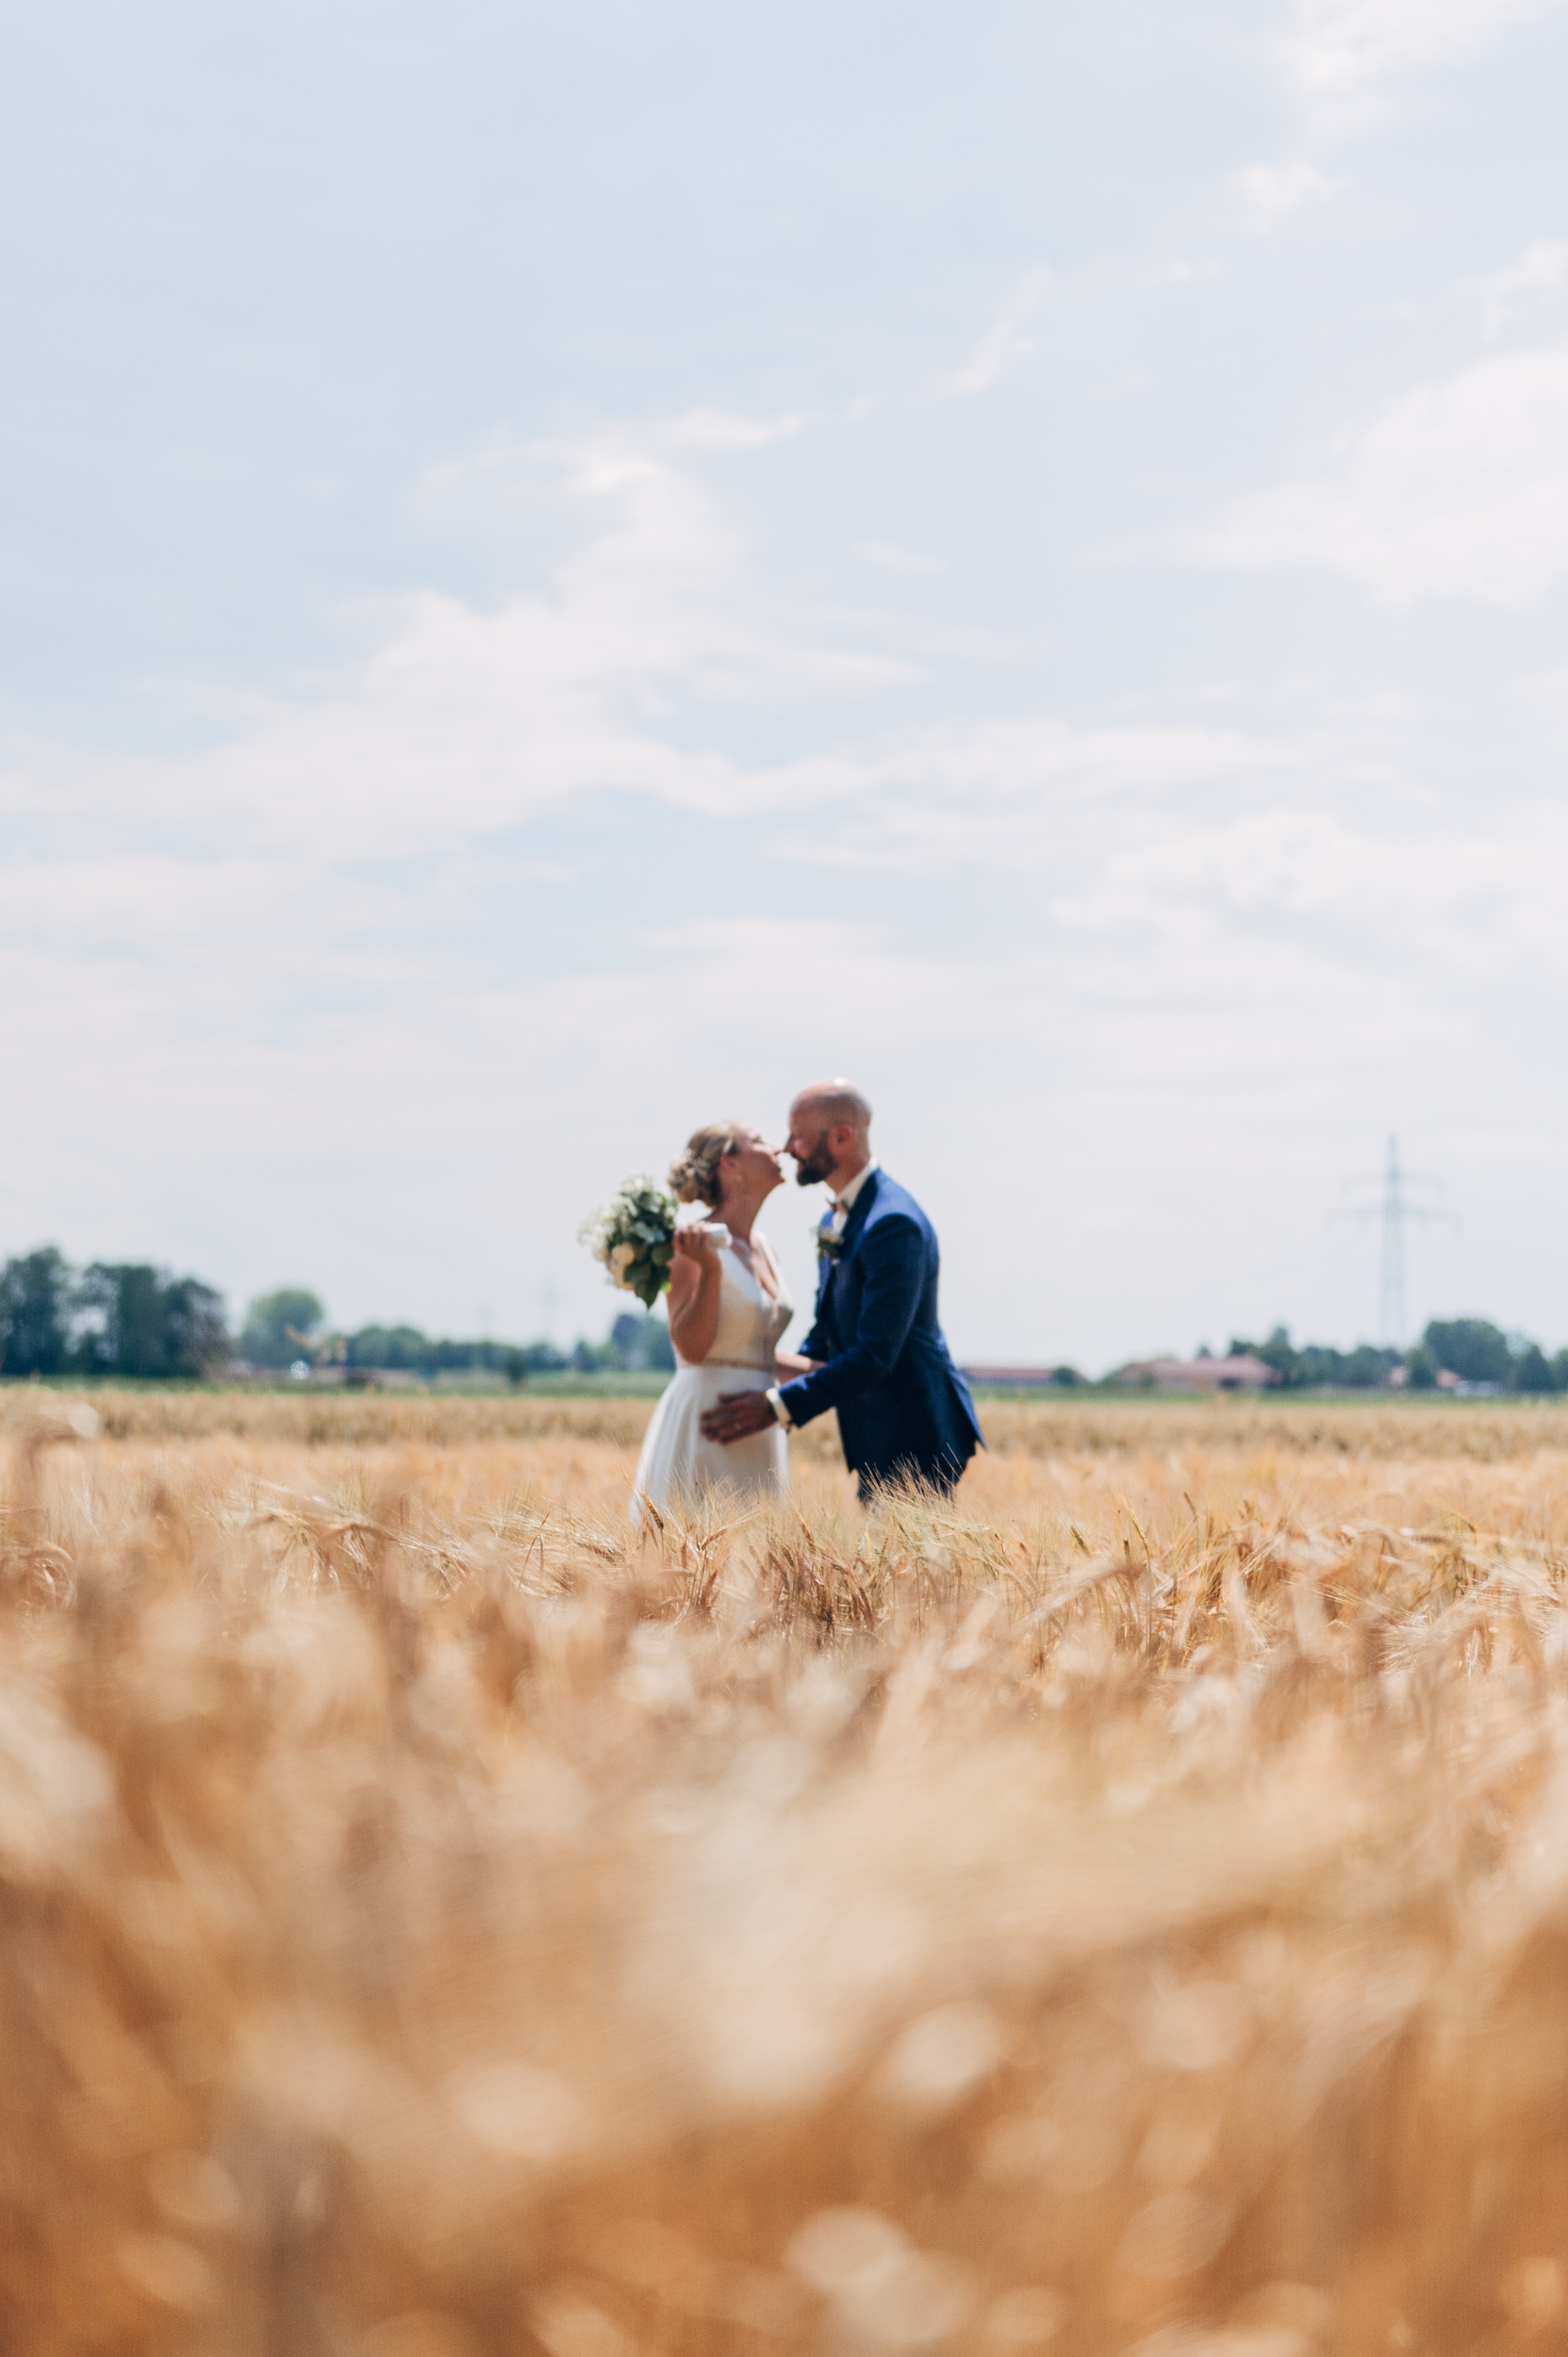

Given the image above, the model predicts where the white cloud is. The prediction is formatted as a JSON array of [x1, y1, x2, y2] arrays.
[[855, 542, 946, 577], [1233, 160, 1335, 231], [940, 272, 1048, 399], [1050, 804, 1568, 964], [1289, 0, 1565, 109], [3, 435, 917, 864], [1472, 238, 1568, 337], [759, 719, 1292, 875], [421, 408, 814, 517], [1188, 342, 1568, 606]]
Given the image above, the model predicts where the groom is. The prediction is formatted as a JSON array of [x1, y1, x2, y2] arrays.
[[700, 1080, 982, 1498]]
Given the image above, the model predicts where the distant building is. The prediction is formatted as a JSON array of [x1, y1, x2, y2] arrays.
[[1113, 1353, 1279, 1393]]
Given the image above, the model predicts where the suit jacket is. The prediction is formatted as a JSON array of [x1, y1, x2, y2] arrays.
[[780, 1170, 982, 1490]]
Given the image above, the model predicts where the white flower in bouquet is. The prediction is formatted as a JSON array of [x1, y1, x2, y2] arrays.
[[578, 1175, 679, 1310]]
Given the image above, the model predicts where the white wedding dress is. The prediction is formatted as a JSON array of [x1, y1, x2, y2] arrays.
[[632, 1239, 794, 1517]]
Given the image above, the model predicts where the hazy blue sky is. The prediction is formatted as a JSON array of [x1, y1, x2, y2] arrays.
[[6, 0, 1568, 1365]]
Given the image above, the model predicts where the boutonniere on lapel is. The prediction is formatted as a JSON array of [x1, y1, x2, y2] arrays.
[[815, 1225, 846, 1264]]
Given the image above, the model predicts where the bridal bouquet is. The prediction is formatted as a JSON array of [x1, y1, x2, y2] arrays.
[[578, 1175, 678, 1311]]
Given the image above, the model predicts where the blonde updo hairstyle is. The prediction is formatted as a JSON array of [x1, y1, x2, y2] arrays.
[[669, 1121, 746, 1209]]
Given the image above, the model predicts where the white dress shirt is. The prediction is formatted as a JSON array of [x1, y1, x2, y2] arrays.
[[767, 1160, 879, 1428], [827, 1156, 879, 1231]]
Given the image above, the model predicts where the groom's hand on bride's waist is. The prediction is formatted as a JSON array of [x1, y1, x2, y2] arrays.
[[701, 1389, 780, 1443]]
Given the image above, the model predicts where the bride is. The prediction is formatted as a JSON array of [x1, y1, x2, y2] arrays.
[[631, 1121, 808, 1518]]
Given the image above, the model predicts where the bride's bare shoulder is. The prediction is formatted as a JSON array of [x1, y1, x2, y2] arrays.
[[752, 1231, 789, 1290]]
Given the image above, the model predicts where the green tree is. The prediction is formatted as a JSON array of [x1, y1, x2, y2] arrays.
[[1513, 1343, 1559, 1394], [1403, 1343, 1440, 1390], [1343, 1343, 1396, 1389], [1422, 1319, 1513, 1387], [0, 1246, 75, 1376], [503, 1342, 569, 1381], [78, 1265, 229, 1377], [1231, 1327, 1303, 1388], [571, 1336, 620, 1373], [610, 1310, 676, 1372], [240, 1289, 325, 1369], [348, 1325, 429, 1371]]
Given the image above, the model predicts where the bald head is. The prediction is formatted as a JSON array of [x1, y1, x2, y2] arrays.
[[793, 1079, 872, 1130], [786, 1079, 873, 1191]]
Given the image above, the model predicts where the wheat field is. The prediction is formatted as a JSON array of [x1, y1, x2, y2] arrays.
[[7, 1390, 1568, 2356]]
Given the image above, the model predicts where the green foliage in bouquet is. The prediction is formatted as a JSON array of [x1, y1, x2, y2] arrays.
[[578, 1177, 678, 1312]]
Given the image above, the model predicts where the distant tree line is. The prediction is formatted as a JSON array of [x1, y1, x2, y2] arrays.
[[1, 1249, 674, 1382], [8, 1242, 1562, 1394], [1232, 1319, 1568, 1393], [1228, 1329, 1402, 1390], [0, 1247, 227, 1379], [239, 1291, 675, 1380]]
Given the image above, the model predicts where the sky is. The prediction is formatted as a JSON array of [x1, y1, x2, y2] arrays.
[[5, 0, 1568, 1369]]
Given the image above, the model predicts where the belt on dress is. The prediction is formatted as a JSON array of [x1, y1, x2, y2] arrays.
[[701, 1359, 771, 1372]]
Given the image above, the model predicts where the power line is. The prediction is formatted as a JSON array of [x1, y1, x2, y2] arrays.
[[1329, 1134, 1457, 1349]]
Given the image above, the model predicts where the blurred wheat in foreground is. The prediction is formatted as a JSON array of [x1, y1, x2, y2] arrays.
[[8, 1396, 1568, 2355]]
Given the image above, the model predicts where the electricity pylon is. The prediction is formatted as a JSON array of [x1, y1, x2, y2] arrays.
[[1330, 1135, 1456, 1349]]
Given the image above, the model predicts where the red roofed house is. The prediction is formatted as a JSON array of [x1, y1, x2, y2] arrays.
[[1112, 1353, 1279, 1393]]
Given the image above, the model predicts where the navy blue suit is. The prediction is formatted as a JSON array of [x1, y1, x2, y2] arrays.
[[780, 1170, 982, 1497]]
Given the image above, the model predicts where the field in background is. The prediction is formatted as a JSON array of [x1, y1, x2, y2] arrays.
[[46, 1383, 1568, 1460], [6, 1392, 1568, 2354]]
